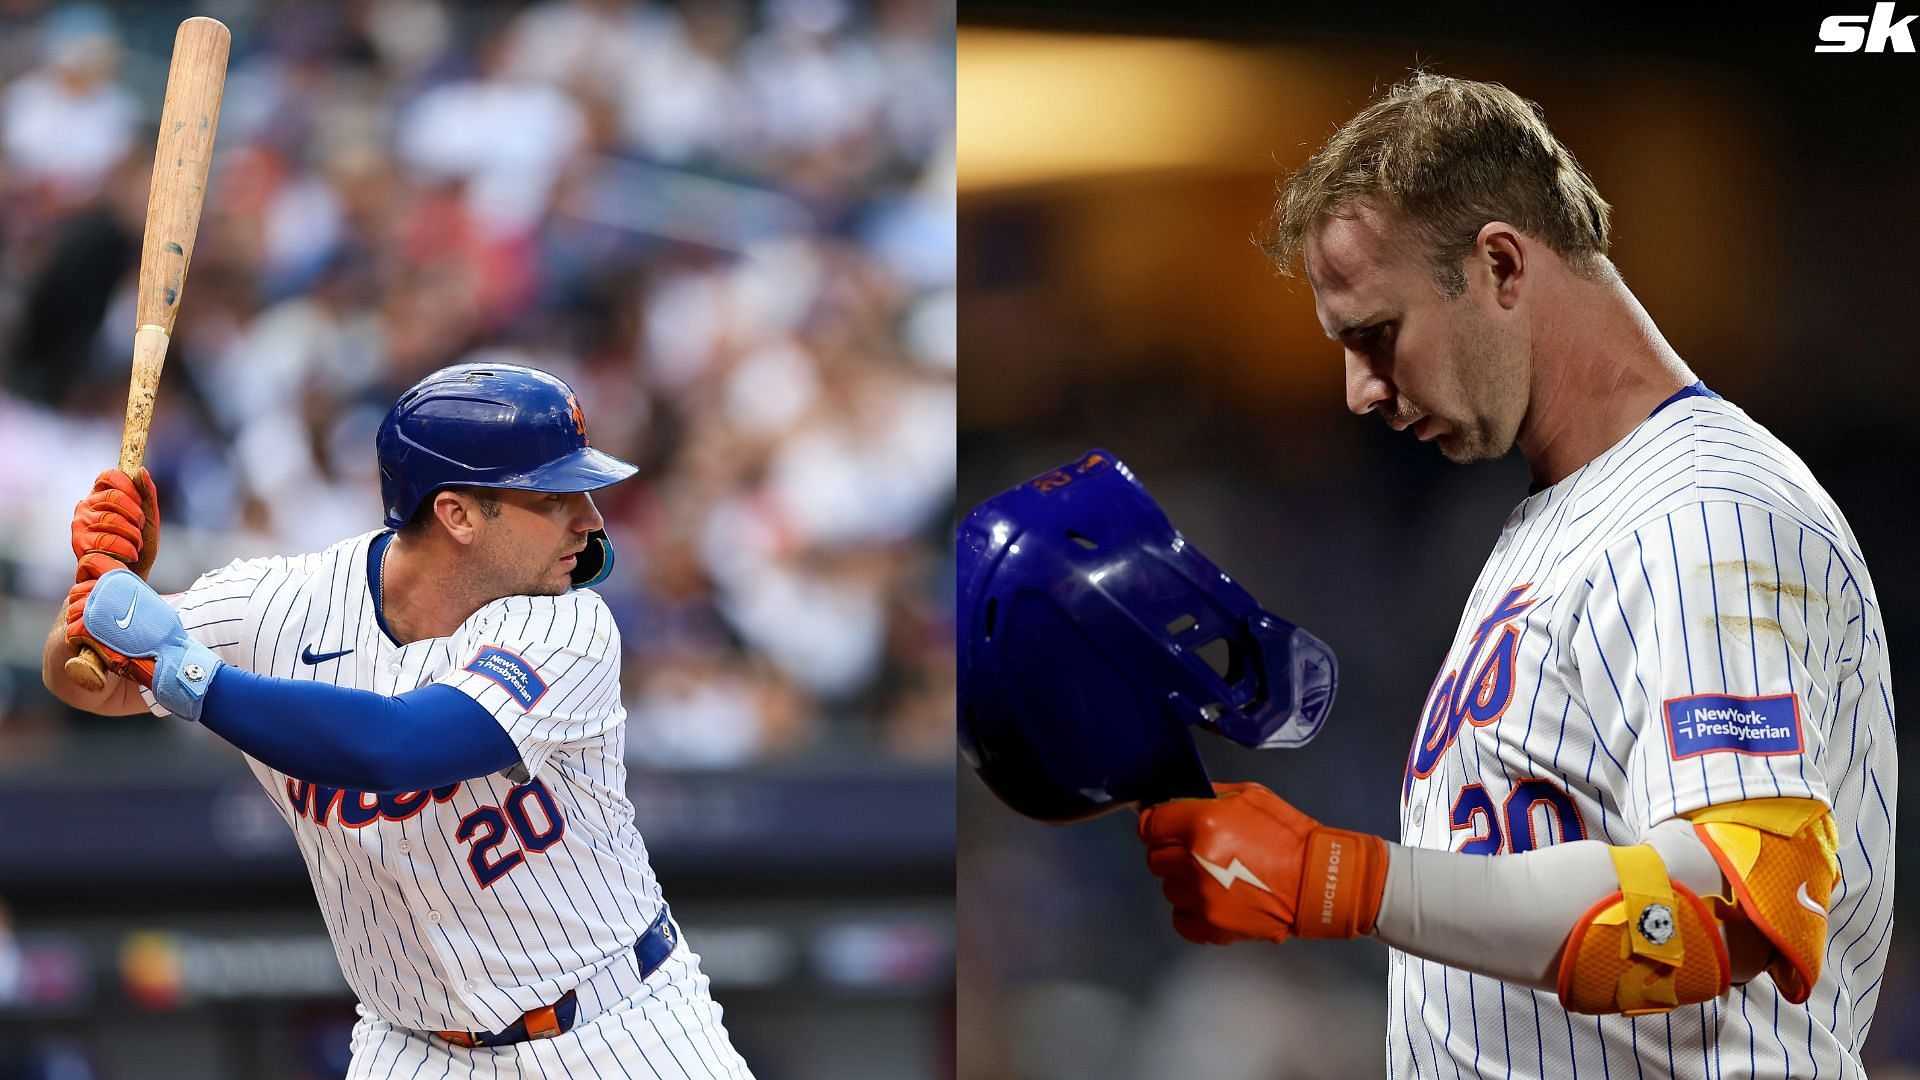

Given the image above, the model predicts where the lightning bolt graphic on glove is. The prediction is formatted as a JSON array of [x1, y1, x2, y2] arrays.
[[1192, 852, 1275, 893]]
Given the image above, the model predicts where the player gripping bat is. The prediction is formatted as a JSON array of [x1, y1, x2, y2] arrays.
[[64, 16, 229, 693]]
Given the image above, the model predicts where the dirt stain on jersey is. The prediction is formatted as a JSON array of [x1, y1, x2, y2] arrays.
[[1698, 561, 1816, 604], [1753, 580, 1813, 602], [1707, 614, 1786, 642]]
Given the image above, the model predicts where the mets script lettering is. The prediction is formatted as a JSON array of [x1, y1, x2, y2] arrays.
[[1405, 584, 1536, 799]]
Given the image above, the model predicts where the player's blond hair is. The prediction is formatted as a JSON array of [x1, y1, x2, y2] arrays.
[[1264, 72, 1613, 298]]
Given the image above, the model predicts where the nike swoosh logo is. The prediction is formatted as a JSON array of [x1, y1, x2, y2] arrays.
[[301, 645, 355, 665], [116, 594, 138, 630], [1191, 852, 1274, 894], [1796, 881, 1826, 916]]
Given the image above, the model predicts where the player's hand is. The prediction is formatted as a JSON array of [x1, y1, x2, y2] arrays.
[[71, 468, 160, 581], [64, 577, 155, 686], [1138, 781, 1389, 946], [68, 570, 222, 720]]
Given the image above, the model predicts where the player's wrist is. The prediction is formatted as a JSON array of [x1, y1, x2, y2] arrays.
[[150, 638, 222, 722], [1293, 825, 1389, 939]]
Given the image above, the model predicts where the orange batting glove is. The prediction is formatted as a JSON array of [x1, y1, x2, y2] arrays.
[[63, 577, 155, 687], [1138, 781, 1390, 945], [71, 467, 160, 581]]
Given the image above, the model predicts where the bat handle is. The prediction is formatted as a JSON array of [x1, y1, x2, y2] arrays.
[[64, 325, 168, 696], [64, 540, 137, 692]]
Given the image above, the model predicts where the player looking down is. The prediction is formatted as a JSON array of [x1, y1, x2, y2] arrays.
[[1133, 74, 1894, 1076], [46, 363, 755, 1078]]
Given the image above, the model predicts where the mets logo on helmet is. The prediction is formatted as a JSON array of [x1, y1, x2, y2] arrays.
[[568, 393, 588, 442]]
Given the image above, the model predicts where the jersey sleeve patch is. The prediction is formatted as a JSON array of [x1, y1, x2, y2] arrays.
[[1662, 693, 1802, 760], [463, 646, 549, 709]]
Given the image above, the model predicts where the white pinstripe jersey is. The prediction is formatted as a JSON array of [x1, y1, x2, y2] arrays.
[[1389, 389, 1897, 1079], [160, 529, 681, 1035]]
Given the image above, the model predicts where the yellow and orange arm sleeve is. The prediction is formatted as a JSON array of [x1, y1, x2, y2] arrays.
[[1687, 797, 1839, 1004], [1372, 800, 1838, 1015]]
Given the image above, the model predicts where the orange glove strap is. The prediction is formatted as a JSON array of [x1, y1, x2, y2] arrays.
[[1139, 783, 1388, 945], [1294, 827, 1389, 939]]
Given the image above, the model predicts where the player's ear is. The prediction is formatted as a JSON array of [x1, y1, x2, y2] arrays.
[[1472, 221, 1525, 309], [434, 491, 481, 545]]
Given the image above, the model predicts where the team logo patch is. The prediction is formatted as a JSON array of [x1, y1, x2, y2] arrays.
[[464, 647, 548, 709], [1663, 692, 1802, 760]]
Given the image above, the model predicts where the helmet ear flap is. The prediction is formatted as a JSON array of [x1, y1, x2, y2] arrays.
[[571, 529, 614, 588]]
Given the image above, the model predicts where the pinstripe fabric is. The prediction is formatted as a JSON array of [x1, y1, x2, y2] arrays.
[[343, 933, 752, 1079], [1388, 395, 1895, 1079], [162, 530, 753, 1076]]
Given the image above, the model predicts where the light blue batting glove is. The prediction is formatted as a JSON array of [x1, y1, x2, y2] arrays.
[[81, 569, 224, 721]]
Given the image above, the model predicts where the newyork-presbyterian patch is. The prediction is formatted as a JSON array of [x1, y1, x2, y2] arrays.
[[465, 647, 548, 709], [1662, 692, 1803, 760]]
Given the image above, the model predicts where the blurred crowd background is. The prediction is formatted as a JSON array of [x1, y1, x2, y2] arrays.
[[958, 6, 1920, 1080], [0, 0, 953, 1077]]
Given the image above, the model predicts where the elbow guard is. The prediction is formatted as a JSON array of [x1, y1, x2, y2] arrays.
[[1557, 842, 1730, 1016], [1687, 797, 1839, 1004]]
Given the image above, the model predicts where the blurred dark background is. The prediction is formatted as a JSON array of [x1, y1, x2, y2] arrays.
[[0, 0, 954, 1077], [957, 5, 1920, 1079]]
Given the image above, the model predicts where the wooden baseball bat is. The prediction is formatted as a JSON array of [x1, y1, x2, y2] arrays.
[[67, 17, 230, 692]]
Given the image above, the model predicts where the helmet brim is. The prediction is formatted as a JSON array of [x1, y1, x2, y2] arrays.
[[495, 446, 639, 493], [381, 447, 639, 528]]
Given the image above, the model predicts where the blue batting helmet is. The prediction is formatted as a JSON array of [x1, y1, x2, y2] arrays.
[[956, 450, 1336, 822], [377, 363, 638, 588]]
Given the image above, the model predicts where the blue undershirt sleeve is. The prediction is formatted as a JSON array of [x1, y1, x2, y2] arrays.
[[199, 667, 525, 793]]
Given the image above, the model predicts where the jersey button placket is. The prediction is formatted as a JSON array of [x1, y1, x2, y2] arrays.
[[428, 910, 442, 924]]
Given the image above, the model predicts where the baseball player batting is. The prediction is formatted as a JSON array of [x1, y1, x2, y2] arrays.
[[46, 364, 755, 1078]]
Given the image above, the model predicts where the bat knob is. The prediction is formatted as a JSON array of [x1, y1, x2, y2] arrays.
[[66, 646, 109, 694]]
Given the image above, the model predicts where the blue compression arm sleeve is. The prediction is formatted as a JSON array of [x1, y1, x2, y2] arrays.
[[198, 667, 524, 792]]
